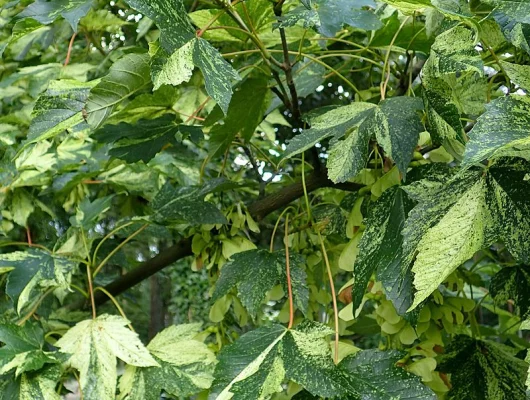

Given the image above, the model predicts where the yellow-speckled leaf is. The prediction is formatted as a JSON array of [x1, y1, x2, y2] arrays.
[[56, 314, 158, 400], [118, 324, 216, 400], [409, 179, 489, 309]]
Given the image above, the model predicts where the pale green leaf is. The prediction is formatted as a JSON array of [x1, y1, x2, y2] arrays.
[[56, 314, 158, 400], [149, 40, 194, 91], [86, 53, 151, 128], [499, 60, 530, 91], [119, 324, 216, 400], [410, 179, 489, 309], [327, 128, 371, 184], [26, 79, 93, 145]]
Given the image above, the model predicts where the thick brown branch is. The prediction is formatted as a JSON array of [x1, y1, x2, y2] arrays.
[[86, 170, 361, 308]]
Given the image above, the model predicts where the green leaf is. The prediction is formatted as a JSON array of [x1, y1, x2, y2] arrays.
[[11, 189, 34, 227], [93, 115, 187, 163], [192, 38, 241, 115], [124, 0, 195, 53], [149, 40, 195, 91], [491, 1, 530, 55], [378, 0, 431, 14], [409, 178, 489, 309], [428, 26, 483, 75], [69, 195, 114, 229], [486, 160, 530, 262], [463, 95, 530, 166], [490, 265, 530, 319], [0, 365, 62, 400], [212, 249, 308, 317], [56, 314, 158, 400], [208, 77, 271, 157], [327, 127, 371, 184], [151, 179, 231, 225], [211, 324, 287, 400], [338, 350, 436, 399], [0, 249, 76, 313], [211, 321, 344, 399], [499, 60, 530, 91], [283, 102, 376, 160], [276, 0, 382, 34], [85, 53, 151, 128], [0, 322, 61, 377], [360, 97, 424, 178], [118, 324, 216, 400], [423, 88, 465, 145], [106, 85, 179, 125], [18, 0, 93, 31], [438, 335, 528, 399], [353, 187, 414, 315], [26, 79, 93, 145], [79, 8, 129, 33]]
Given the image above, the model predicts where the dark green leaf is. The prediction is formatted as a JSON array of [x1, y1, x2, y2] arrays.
[[93, 115, 186, 163], [486, 160, 530, 262], [438, 335, 528, 399], [490, 265, 530, 319], [0, 249, 76, 313], [18, 0, 93, 31], [192, 38, 241, 115], [69, 195, 114, 229], [208, 77, 271, 157], [353, 187, 415, 315], [492, 2, 530, 55], [359, 97, 424, 179], [338, 349, 436, 399], [463, 95, 530, 166], [151, 181, 228, 225], [210, 324, 287, 399], [212, 249, 308, 317], [124, 0, 195, 52]]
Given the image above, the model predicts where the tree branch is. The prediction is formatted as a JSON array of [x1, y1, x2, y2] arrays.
[[85, 170, 361, 308]]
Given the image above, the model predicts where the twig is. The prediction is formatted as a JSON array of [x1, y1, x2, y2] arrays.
[[64, 32, 77, 66], [242, 146, 265, 196], [318, 231, 339, 364], [285, 214, 295, 329]]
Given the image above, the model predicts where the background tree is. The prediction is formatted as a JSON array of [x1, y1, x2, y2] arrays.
[[0, 0, 530, 398]]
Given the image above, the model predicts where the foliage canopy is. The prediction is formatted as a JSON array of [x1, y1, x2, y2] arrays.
[[1, 0, 530, 398]]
